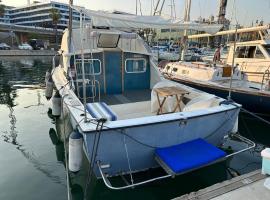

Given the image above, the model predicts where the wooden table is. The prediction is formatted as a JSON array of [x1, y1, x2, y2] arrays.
[[154, 86, 190, 115]]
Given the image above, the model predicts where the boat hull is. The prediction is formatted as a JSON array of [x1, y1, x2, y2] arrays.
[[79, 108, 239, 178], [171, 78, 270, 117]]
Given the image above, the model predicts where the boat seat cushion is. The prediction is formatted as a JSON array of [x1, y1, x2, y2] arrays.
[[86, 102, 117, 121], [155, 138, 226, 174]]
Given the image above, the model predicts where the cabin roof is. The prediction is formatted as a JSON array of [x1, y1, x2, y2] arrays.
[[227, 39, 270, 47]]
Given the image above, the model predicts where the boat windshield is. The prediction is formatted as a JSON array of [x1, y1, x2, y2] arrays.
[[263, 45, 270, 56]]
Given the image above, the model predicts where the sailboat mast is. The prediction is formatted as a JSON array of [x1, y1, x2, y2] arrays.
[[228, 26, 238, 100], [153, 0, 161, 15], [181, 0, 191, 60], [136, 0, 138, 15]]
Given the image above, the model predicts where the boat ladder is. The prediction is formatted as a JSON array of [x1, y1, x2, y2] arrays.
[[74, 59, 101, 102]]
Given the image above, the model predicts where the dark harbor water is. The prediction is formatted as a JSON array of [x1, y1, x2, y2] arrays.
[[0, 56, 269, 200]]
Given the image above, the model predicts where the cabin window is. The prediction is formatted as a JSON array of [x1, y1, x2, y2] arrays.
[[235, 47, 246, 58], [235, 46, 257, 58], [263, 45, 270, 56], [255, 48, 265, 59], [246, 46, 256, 58], [75, 59, 101, 76], [125, 58, 146, 73], [97, 33, 120, 48]]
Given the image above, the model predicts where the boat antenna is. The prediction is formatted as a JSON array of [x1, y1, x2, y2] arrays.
[[79, 9, 87, 122], [181, 0, 191, 61], [68, 0, 73, 52]]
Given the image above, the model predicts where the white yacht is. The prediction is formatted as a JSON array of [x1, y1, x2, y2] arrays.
[[161, 61, 270, 116]]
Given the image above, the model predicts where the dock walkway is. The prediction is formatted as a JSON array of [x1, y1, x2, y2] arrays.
[[173, 169, 270, 200]]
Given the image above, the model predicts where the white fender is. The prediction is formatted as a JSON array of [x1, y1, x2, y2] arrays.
[[69, 131, 83, 172], [52, 92, 61, 116]]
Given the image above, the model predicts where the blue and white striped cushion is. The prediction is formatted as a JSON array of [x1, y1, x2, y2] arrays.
[[86, 102, 117, 121]]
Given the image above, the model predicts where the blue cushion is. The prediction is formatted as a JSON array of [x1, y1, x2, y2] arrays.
[[155, 138, 226, 174], [86, 102, 117, 121]]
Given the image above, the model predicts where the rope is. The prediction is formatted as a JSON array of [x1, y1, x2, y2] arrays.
[[84, 119, 106, 200], [240, 107, 270, 126], [123, 135, 134, 184], [61, 94, 72, 200], [240, 114, 256, 141]]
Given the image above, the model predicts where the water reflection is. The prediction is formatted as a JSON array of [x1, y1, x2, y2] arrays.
[[0, 56, 50, 143], [0, 56, 51, 85], [0, 56, 67, 198], [49, 128, 65, 164]]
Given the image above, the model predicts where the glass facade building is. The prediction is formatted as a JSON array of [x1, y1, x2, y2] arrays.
[[0, 1, 89, 30]]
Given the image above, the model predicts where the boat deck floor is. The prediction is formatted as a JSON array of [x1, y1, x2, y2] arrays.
[[90, 89, 152, 105]]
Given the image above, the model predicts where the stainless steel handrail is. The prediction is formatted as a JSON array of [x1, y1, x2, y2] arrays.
[[97, 133, 255, 190], [261, 68, 270, 90], [225, 133, 256, 158], [97, 161, 171, 190]]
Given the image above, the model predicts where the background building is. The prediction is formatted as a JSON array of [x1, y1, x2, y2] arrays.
[[0, 5, 13, 24], [1, 1, 89, 29]]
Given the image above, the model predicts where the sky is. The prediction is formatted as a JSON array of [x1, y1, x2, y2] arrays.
[[2, 0, 270, 26]]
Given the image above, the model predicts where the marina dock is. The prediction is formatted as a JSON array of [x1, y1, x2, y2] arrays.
[[173, 169, 270, 200]]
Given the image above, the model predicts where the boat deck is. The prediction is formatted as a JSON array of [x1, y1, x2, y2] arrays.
[[87, 89, 152, 105]]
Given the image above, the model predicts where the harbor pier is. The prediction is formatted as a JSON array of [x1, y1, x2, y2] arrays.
[[173, 170, 270, 200]]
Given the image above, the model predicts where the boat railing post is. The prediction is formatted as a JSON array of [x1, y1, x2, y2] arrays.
[[228, 25, 238, 100], [79, 9, 87, 122], [261, 69, 270, 90]]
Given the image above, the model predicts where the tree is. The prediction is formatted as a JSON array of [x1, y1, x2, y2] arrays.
[[0, 3, 5, 17], [49, 8, 61, 47]]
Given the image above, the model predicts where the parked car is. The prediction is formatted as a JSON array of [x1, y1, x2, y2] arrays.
[[18, 43, 33, 50], [0, 43, 11, 50], [29, 39, 44, 50]]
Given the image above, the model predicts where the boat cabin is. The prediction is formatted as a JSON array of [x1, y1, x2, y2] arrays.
[[60, 28, 158, 102], [55, 28, 229, 122], [226, 40, 270, 83]]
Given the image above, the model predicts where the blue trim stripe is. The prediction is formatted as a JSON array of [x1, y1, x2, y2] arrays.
[[86, 104, 98, 118], [86, 102, 117, 121], [100, 102, 117, 121]]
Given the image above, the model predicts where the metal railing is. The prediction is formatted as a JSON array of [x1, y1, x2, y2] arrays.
[[74, 58, 101, 102], [97, 133, 255, 190], [261, 68, 270, 90]]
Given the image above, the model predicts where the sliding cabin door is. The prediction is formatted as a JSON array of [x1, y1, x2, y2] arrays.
[[104, 51, 122, 94]]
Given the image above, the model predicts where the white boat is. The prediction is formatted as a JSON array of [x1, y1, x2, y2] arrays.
[[161, 61, 270, 116], [188, 25, 270, 83], [47, 8, 243, 189], [226, 39, 270, 83], [151, 46, 193, 61]]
